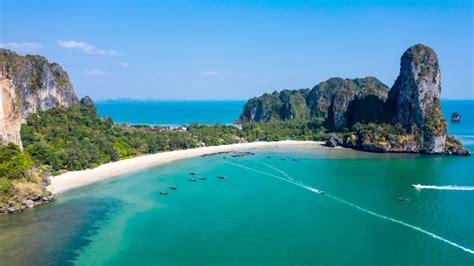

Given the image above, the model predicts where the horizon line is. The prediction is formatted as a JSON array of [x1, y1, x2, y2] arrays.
[[91, 97, 474, 102]]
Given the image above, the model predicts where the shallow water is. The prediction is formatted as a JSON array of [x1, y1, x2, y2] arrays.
[[0, 146, 472, 265]]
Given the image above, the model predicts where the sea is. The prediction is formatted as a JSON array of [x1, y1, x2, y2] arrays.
[[0, 100, 472, 265], [95, 100, 246, 125]]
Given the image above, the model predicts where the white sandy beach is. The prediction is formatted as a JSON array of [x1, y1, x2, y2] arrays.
[[47, 140, 331, 194]]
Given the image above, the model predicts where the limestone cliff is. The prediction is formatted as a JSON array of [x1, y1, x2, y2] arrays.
[[240, 77, 389, 131], [240, 89, 311, 122], [0, 49, 78, 147], [386, 44, 446, 153], [307, 77, 388, 131]]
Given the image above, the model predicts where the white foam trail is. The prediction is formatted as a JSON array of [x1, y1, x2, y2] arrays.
[[256, 161, 303, 185], [324, 195, 474, 255], [412, 184, 474, 191], [225, 161, 474, 255], [225, 161, 313, 190]]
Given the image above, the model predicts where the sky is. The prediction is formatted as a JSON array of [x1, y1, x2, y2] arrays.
[[0, 0, 473, 100]]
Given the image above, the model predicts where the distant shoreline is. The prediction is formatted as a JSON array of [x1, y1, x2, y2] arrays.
[[94, 98, 474, 102], [112, 121, 237, 127], [95, 99, 247, 102], [47, 141, 335, 194]]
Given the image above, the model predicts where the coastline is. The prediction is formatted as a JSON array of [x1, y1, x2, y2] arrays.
[[47, 140, 331, 194]]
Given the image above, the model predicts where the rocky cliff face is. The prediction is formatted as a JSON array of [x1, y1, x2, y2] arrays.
[[240, 77, 389, 130], [240, 89, 311, 122], [308, 77, 389, 131], [386, 44, 446, 153], [0, 49, 78, 147]]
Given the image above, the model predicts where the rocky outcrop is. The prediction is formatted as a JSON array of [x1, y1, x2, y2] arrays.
[[0, 49, 78, 147], [451, 112, 461, 122], [240, 89, 311, 122], [386, 44, 446, 153], [240, 77, 389, 131], [308, 77, 388, 131], [240, 44, 468, 155], [80, 95, 95, 108], [0, 194, 54, 214], [325, 133, 343, 147]]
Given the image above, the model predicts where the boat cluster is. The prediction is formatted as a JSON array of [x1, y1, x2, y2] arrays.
[[266, 156, 299, 161], [201, 151, 255, 158], [160, 172, 229, 195], [201, 151, 231, 157], [230, 151, 255, 158]]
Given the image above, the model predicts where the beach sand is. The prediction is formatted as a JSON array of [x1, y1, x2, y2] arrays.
[[47, 140, 331, 194]]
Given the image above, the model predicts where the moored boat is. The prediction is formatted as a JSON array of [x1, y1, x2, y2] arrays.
[[398, 197, 411, 202], [160, 191, 169, 195]]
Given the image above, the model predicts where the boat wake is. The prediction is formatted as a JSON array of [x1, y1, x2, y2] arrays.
[[412, 184, 474, 191], [256, 161, 303, 185], [224, 160, 474, 255], [225, 161, 313, 191]]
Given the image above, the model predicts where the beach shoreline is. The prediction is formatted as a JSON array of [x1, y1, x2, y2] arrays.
[[47, 140, 333, 194]]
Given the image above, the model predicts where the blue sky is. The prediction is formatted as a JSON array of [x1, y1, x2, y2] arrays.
[[1, 0, 472, 100]]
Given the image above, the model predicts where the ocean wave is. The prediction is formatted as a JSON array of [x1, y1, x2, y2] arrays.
[[412, 184, 474, 191]]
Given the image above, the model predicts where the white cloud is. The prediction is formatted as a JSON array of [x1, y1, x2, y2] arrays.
[[0, 42, 42, 51], [58, 40, 122, 56], [119, 62, 129, 68], [200, 70, 218, 76], [84, 69, 106, 76]]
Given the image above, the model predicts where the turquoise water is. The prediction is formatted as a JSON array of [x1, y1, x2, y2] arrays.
[[0, 148, 472, 265], [0, 100, 473, 265], [96, 100, 245, 125], [442, 100, 474, 146]]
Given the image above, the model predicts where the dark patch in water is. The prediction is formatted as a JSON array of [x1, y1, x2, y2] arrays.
[[0, 196, 122, 265]]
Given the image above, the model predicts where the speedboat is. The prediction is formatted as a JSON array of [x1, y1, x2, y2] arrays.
[[160, 191, 169, 195], [398, 197, 411, 202]]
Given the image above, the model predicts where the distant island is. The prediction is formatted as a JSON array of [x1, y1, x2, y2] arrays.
[[98, 98, 245, 102], [0, 44, 469, 213]]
